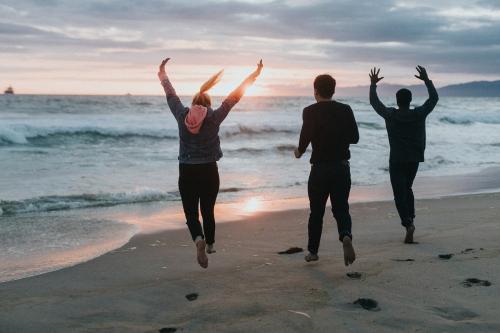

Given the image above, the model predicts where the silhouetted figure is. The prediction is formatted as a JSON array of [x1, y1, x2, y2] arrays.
[[369, 66, 439, 243], [158, 58, 263, 268], [295, 74, 359, 266]]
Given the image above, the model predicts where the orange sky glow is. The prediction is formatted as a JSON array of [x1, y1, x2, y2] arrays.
[[1, 1, 499, 96]]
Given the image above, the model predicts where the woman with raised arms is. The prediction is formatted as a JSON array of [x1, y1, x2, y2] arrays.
[[157, 58, 263, 268]]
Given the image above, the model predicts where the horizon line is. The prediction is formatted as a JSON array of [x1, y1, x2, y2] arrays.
[[3, 78, 500, 97], [3, 78, 499, 98]]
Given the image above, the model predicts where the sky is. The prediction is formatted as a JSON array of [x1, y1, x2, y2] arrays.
[[1, 0, 500, 96]]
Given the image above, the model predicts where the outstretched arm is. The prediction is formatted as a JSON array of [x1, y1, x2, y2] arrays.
[[369, 67, 390, 119], [414, 65, 439, 118], [228, 59, 263, 101], [157, 58, 186, 121], [213, 60, 264, 124]]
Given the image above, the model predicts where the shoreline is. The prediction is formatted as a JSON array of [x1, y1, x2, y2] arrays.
[[1, 192, 499, 332], [2, 166, 500, 285], [109, 166, 500, 237]]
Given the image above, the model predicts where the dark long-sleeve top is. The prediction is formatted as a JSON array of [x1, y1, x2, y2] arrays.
[[369, 80, 439, 162], [298, 100, 359, 164], [161, 76, 239, 164]]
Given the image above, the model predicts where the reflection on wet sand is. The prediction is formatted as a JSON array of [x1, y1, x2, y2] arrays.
[[108, 167, 500, 235], [113, 195, 309, 234], [242, 196, 262, 213]]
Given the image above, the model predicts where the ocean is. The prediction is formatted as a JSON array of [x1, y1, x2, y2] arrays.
[[1, 94, 500, 282]]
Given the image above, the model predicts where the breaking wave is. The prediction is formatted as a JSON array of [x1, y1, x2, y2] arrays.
[[0, 189, 179, 215]]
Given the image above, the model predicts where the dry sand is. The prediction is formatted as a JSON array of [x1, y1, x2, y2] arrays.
[[1, 193, 499, 332]]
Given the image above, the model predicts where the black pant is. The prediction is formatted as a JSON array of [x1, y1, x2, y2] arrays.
[[307, 161, 353, 255], [178, 162, 219, 244], [389, 161, 419, 227]]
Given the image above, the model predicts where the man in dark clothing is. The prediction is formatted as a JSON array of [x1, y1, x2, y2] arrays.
[[295, 74, 359, 266], [369, 66, 439, 243]]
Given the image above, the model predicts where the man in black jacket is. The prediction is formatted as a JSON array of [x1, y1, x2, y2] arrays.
[[294, 74, 359, 266], [369, 66, 439, 243]]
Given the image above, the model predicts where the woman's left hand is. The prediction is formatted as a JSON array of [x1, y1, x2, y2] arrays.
[[250, 59, 263, 79], [158, 58, 170, 81]]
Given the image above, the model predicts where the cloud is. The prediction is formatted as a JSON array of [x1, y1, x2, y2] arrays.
[[0, 0, 499, 94]]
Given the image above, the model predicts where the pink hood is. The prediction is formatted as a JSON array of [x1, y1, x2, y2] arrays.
[[185, 105, 208, 134]]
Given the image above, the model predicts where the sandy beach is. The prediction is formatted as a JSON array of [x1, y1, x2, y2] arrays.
[[1, 192, 499, 332]]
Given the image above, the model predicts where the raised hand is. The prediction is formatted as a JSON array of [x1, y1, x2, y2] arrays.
[[158, 57, 170, 81], [369, 67, 384, 85], [415, 65, 429, 81], [250, 59, 264, 80]]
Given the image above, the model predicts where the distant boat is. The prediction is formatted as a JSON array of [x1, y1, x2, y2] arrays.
[[4, 86, 14, 94]]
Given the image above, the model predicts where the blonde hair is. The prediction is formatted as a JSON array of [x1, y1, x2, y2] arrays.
[[192, 70, 224, 108]]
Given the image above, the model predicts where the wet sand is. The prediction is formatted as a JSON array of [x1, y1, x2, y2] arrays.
[[1, 192, 500, 332]]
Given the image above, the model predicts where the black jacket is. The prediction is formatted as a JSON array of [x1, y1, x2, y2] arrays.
[[298, 100, 359, 164], [370, 80, 439, 162]]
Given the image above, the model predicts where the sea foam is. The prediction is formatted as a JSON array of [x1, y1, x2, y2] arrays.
[[0, 189, 179, 215]]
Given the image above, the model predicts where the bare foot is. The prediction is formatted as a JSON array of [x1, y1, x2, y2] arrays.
[[305, 253, 319, 262], [206, 244, 216, 254], [196, 239, 208, 268], [342, 236, 356, 266], [404, 224, 415, 244]]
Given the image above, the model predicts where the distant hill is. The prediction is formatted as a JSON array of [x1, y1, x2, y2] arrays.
[[438, 80, 500, 97], [336, 80, 500, 97], [337, 84, 424, 97]]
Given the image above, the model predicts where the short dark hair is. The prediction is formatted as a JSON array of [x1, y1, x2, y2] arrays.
[[396, 88, 412, 107], [314, 74, 336, 99]]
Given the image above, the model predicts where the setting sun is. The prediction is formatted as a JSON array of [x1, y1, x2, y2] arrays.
[[170, 65, 268, 97]]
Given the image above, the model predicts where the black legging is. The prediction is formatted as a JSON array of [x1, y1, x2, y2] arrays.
[[178, 162, 220, 244]]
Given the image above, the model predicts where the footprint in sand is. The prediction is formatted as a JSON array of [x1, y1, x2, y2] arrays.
[[438, 254, 453, 260], [460, 248, 484, 254], [185, 293, 199, 301], [439, 248, 485, 260], [431, 306, 479, 321], [278, 247, 303, 254], [461, 278, 492, 287], [159, 328, 177, 333], [347, 272, 362, 279], [354, 298, 380, 311]]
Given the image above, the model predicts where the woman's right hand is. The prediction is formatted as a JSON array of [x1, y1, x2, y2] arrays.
[[158, 58, 170, 81], [294, 147, 302, 159]]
